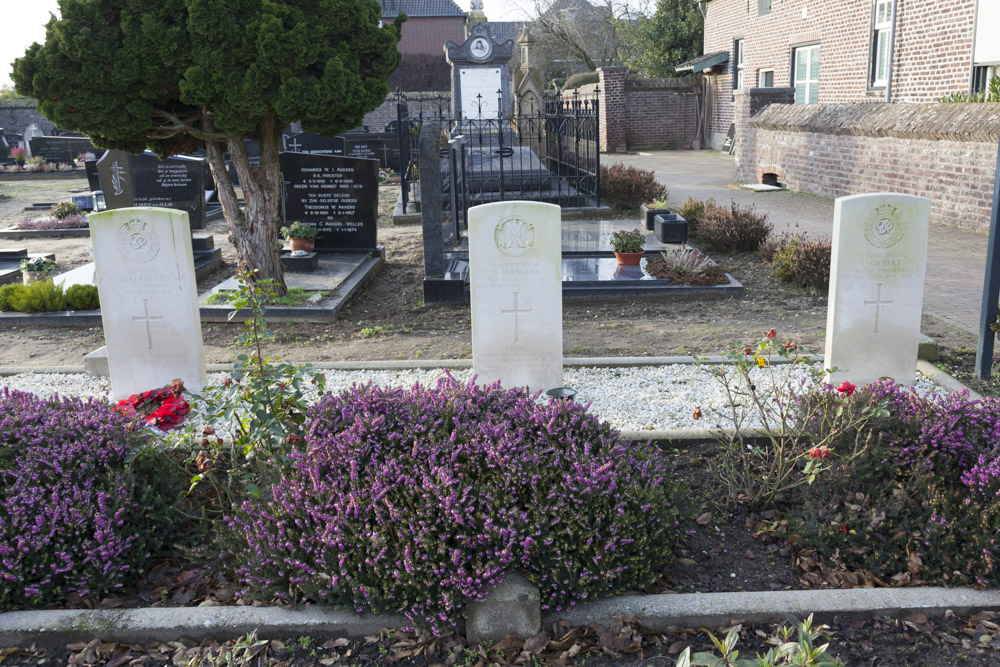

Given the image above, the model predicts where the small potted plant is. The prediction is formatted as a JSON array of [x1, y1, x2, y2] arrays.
[[280, 221, 318, 252], [610, 228, 646, 265], [20, 256, 56, 284], [640, 198, 671, 231], [10, 146, 26, 165]]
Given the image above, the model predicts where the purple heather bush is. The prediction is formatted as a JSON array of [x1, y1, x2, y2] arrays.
[[16, 214, 88, 230], [230, 375, 686, 629], [794, 380, 1000, 586], [0, 389, 167, 608]]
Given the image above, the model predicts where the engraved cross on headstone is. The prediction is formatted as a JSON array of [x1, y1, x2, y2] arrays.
[[501, 291, 531, 343], [132, 298, 164, 350], [286, 136, 302, 152], [864, 283, 894, 334]]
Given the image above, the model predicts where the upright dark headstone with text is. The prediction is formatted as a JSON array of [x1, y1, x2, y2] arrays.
[[96, 150, 207, 229], [280, 152, 378, 250], [28, 136, 99, 163]]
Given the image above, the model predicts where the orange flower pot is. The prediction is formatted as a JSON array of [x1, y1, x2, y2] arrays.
[[614, 251, 645, 266], [288, 237, 315, 253]]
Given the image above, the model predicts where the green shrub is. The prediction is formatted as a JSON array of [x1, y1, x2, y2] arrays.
[[698, 201, 772, 252], [762, 235, 832, 290], [563, 71, 599, 89], [9, 280, 66, 313], [677, 196, 716, 237], [0, 284, 27, 312], [600, 163, 667, 212], [64, 284, 100, 310], [50, 201, 81, 220]]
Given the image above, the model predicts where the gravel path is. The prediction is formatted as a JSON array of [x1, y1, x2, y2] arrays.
[[1, 363, 944, 434]]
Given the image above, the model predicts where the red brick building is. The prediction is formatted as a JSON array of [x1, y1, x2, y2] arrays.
[[693, 0, 999, 150], [381, 0, 468, 91]]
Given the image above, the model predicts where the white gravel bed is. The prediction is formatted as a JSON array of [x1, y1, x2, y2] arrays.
[[1, 363, 947, 434]]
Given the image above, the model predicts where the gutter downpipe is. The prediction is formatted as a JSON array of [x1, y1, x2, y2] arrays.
[[885, 0, 899, 102]]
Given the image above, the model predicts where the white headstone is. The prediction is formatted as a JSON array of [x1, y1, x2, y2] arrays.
[[90, 207, 206, 399], [825, 193, 931, 387], [469, 201, 562, 392]]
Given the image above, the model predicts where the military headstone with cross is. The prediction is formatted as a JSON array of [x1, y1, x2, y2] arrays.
[[469, 201, 562, 392], [89, 207, 206, 400], [825, 193, 931, 387]]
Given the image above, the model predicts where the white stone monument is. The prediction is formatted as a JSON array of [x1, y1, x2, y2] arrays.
[[469, 201, 562, 392], [90, 207, 206, 399], [825, 193, 931, 387]]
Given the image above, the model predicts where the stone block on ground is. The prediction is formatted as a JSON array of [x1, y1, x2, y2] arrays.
[[465, 571, 541, 644]]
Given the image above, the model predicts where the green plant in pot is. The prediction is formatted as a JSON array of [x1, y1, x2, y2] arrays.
[[610, 228, 646, 265], [19, 256, 56, 285], [280, 222, 317, 253]]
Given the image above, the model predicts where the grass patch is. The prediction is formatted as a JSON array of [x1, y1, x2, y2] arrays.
[[204, 287, 331, 307]]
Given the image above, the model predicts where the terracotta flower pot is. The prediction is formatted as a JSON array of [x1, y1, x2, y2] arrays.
[[288, 237, 315, 253], [614, 251, 645, 266]]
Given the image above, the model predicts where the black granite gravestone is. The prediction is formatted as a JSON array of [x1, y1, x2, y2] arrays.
[[282, 131, 344, 156], [84, 160, 102, 191], [342, 133, 383, 163], [279, 151, 378, 251], [28, 136, 99, 163], [96, 150, 207, 229]]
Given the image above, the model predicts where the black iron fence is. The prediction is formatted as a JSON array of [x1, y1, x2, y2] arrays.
[[395, 89, 600, 232]]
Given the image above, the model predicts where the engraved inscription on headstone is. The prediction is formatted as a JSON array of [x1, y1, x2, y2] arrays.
[[97, 150, 207, 229], [469, 201, 562, 391], [279, 151, 378, 250], [90, 208, 206, 400], [825, 193, 931, 387]]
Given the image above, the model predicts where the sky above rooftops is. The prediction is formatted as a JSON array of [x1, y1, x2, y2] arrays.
[[1, 1, 531, 89]]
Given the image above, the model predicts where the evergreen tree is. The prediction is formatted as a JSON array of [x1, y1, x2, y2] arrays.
[[13, 0, 403, 294], [619, 0, 703, 79]]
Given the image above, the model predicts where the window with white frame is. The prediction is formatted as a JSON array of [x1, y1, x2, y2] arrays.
[[973, 0, 999, 94], [870, 0, 893, 87], [793, 44, 820, 104], [733, 39, 745, 90], [758, 69, 774, 87]]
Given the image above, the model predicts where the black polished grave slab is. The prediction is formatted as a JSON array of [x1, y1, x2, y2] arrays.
[[28, 136, 99, 163], [563, 256, 661, 283], [96, 150, 206, 229], [279, 151, 378, 251]]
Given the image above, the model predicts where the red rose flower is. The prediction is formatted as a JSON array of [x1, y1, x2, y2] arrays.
[[808, 446, 830, 459], [836, 381, 856, 397], [766, 328, 777, 339]]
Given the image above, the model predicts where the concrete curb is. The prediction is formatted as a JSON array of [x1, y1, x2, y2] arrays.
[[3, 587, 999, 650], [541, 587, 1000, 631], [917, 359, 983, 401]]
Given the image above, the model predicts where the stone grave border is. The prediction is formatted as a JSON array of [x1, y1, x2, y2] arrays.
[[2, 583, 998, 650], [0, 350, 990, 646], [0, 170, 85, 181], [0, 227, 90, 241]]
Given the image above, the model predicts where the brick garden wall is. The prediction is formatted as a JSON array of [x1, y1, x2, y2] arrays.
[[737, 100, 1000, 233], [0, 100, 56, 138], [596, 68, 700, 153], [703, 0, 977, 150]]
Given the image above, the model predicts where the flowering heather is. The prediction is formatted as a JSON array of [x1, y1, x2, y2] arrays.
[[230, 376, 685, 629], [794, 381, 1000, 586], [16, 214, 88, 230], [0, 389, 154, 607]]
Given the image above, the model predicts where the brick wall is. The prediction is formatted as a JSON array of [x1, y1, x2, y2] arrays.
[[596, 68, 700, 152], [737, 100, 1000, 233], [0, 100, 56, 138], [383, 16, 466, 56], [703, 0, 977, 149]]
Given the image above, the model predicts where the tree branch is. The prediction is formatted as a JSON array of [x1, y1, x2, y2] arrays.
[[151, 108, 228, 142]]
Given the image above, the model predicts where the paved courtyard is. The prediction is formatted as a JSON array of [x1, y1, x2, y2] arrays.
[[614, 150, 992, 337]]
